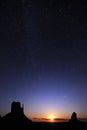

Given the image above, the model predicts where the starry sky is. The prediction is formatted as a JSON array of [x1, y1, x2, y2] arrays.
[[0, 0, 87, 120]]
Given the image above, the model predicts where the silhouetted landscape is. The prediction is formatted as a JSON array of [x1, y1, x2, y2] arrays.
[[0, 101, 87, 130], [0, 1, 87, 130]]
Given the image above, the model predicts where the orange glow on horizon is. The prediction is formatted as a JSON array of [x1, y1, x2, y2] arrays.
[[49, 114, 55, 122], [26, 112, 87, 122]]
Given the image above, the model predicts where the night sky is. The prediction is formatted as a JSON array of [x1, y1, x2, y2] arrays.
[[0, 0, 87, 120]]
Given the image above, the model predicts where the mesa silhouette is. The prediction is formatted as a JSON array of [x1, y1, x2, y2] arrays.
[[0, 101, 87, 130], [0, 101, 32, 129]]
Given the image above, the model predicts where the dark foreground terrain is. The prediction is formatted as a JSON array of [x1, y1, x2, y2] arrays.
[[0, 119, 87, 130], [0, 102, 87, 129], [33, 121, 87, 130]]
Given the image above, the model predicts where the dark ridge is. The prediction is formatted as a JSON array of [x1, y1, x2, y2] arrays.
[[0, 101, 32, 129], [0, 102, 87, 130]]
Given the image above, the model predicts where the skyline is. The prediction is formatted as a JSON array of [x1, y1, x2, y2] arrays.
[[1, 101, 87, 122], [0, 0, 87, 120]]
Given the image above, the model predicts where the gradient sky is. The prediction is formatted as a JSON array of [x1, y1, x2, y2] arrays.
[[0, 0, 87, 120]]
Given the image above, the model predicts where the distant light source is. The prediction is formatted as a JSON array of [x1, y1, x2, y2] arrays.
[[49, 114, 55, 121]]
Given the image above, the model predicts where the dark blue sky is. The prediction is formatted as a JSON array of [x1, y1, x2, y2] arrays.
[[0, 0, 87, 119]]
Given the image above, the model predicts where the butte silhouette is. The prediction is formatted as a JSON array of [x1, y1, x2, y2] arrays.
[[0, 101, 32, 129]]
